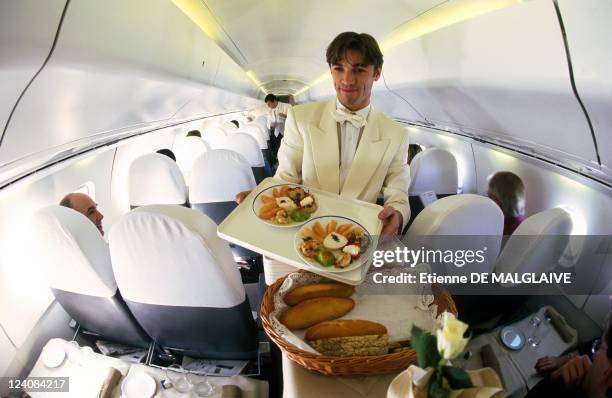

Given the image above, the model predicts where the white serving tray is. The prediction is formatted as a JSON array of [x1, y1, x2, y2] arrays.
[[217, 177, 383, 285]]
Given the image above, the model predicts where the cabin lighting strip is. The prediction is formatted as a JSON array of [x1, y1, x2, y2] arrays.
[[295, 0, 522, 96]]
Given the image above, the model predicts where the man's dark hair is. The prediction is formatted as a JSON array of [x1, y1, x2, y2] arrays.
[[326, 32, 383, 68], [59, 194, 73, 208], [156, 148, 176, 161], [230, 120, 239, 128], [264, 94, 277, 103], [186, 130, 201, 138]]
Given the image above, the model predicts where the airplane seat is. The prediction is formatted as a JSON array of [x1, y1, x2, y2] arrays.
[[404, 194, 504, 272], [406, 148, 459, 231], [173, 135, 210, 183], [31, 206, 149, 347], [219, 120, 239, 133], [201, 127, 227, 149], [108, 205, 258, 359], [237, 125, 273, 175], [403, 194, 504, 327], [189, 149, 260, 261], [495, 208, 573, 276], [128, 153, 188, 209], [219, 133, 267, 183]]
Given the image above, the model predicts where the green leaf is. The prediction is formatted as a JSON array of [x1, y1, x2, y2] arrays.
[[442, 366, 473, 389], [428, 377, 450, 398], [411, 325, 442, 369]]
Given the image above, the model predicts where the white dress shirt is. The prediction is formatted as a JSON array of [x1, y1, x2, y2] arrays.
[[267, 102, 292, 134], [336, 99, 371, 190]]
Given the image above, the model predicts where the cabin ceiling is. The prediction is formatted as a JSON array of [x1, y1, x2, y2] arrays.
[[201, 0, 447, 95]]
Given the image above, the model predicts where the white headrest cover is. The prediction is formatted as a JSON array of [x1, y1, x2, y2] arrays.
[[220, 133, 264, 167], [190, 149, 256, 203], [128, 154, 187, 206], [238, 126, 268, 149], [408, 194, 504, 236], [108, 205, 244, 307], [174, 136, 210, 175], [202, 127, 227, 149], [220, 121, 239, 132], [409, 148, 458, 195], [31, 206, 116, 297], [495, 208, 573, 275]]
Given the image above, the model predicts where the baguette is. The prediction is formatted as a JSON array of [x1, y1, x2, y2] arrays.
[[306, 320, 389, 357], [284, 283, 355, 306], [279, 297, 354, 330]]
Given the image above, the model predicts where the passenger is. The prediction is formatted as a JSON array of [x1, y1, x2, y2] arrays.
[[230, 120, 240, 128], [487, 171, 525, 236], [265, 93, 292, 165], [186, 130, 201, 138], [59, 192, 104, 235], [156, 148, 176, 161], [407, 144, 422, 164], [527, 315, 612, 398], [239, 32, 410, 238]]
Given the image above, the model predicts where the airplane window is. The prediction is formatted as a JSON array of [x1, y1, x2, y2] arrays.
[[76, 181, 96, 201]]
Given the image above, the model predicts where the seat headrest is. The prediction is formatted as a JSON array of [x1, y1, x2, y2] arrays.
[[128, 154, 187, 206], [190, 149, 256, 203], [31, 206, 116, 297], [174, 136, 210, 175], [404, 194, 504, 274], [220, 121, 239, 132], [409, 148, 458, 195], [495, 208, 573, 275], [237, 126, 267, 149], [220, 133, 264, 167], [407, 194, 504, 236], [201, 127, 227, 149], [108, 205, 244, 308]]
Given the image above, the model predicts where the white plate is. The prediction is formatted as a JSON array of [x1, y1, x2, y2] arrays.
[[294, 215, 373, 273], [121, 372, 157, 398], [41, 339, 66, 368], [252, 183, 318, 228]]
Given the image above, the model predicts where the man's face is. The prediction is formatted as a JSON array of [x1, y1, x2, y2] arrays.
[[70, 193, 104, 235], [330, 49, 381, 112], [266, 100, 278, 109]]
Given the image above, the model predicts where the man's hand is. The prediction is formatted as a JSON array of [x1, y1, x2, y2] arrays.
[[378, 207, 403, 239], [551, 355, 591, 388], [235, 190, 253, 204]]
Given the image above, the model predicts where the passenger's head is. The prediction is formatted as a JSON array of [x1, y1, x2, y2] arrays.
[[59, 193, 104, 235], [230, 120, 239, 128], [588, 314, 612, 395], [264, 94, 278, 109], [156, 148, 176, 161], [326, 32, 383, 111], [186, 130, 201, 138], [487, 171, 525, 218], [408, 144, 423, 165]]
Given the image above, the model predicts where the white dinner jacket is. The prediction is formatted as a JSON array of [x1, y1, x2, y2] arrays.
[[275, 99, 411, 226]]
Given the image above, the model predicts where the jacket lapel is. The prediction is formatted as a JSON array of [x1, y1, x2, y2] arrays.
[[341, 110, 390, 198], [308, 100, 340, 193]]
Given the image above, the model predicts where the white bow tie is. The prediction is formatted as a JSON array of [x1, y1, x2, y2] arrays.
[[333, 108, 367, 128]]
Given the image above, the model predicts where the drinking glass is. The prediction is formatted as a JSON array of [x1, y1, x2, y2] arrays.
[[165, 364, 193, 393]]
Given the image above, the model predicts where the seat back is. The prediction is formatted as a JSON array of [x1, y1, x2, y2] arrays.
[[174, 136, 210, 183], [220, 133, 266, 183], [409, 148, 459, 195], [32, 206, 149, 346], [404, 194, 504, 274], [495, 208, 572, 278], [406, 148, 459, 229], [108, 205, 257, 358], [220, 120, 239, 133], [202, 127, 227, 149], [128, 154, 187, 208]]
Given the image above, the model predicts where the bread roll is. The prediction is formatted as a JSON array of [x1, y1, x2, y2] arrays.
[[305, 320, 389, 357], [279, 297, 354, 330], [305, 320, 387, 340], [284, 283, 355, 306]]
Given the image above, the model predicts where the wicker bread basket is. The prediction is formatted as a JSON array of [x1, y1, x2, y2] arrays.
[[261, 271, 458, 377]]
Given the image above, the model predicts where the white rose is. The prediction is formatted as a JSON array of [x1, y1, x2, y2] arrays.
[[436, 312, 469, 360]]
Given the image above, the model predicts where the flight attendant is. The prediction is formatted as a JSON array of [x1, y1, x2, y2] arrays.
[[265, 93, 292, 165]]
